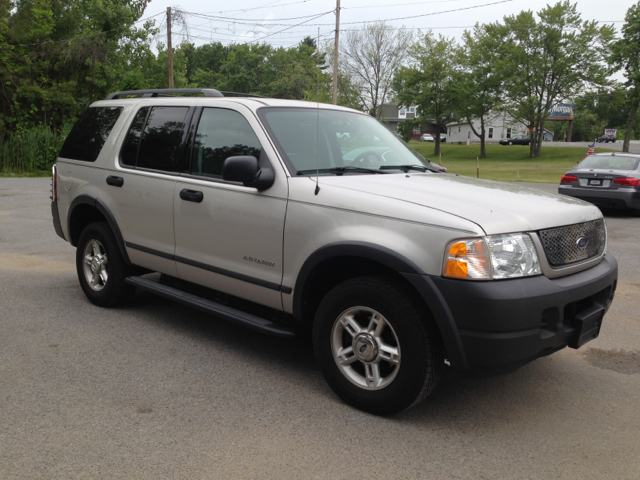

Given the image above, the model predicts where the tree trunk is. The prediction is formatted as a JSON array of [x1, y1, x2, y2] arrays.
[[535, 118, 546, 157], [434, 121, 441, 156], [623, 101, 638, 153], [479, 117, 486, 158], [528, 121, 536, 158]]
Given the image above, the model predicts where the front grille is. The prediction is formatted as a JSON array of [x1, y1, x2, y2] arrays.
[[538, 219, 606, 267]]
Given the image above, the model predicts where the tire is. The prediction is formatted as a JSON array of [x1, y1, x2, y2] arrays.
[[76, 222, 136, 307], [508, 141, 513, 145], [313, 276, 444, 416]]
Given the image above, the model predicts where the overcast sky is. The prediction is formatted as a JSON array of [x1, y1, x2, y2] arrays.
[[138, 0, 634, 82]]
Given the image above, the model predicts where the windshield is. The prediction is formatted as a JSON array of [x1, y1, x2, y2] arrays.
[[577, 155, 640, 171], [258, 107, 437, 175]]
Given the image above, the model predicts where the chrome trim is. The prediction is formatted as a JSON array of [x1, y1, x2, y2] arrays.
[[529, 232, 604, 279]]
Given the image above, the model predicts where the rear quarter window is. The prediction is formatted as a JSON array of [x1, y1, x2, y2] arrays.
[[58, 107, 123, 162]]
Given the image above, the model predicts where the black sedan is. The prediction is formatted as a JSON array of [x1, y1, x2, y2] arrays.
[[558, 153, 640, 212], [597, 135, 616, 143], [499, 135, 530, 146]]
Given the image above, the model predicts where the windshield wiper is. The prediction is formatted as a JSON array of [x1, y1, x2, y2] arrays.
[[379, 164, 430, 172], [297, 166, 386, 175]]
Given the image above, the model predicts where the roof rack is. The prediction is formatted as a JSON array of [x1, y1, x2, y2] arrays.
[[105, 88, 224, 100], [220, 91, 266, 98]]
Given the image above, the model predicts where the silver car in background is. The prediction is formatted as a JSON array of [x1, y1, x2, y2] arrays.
[[559, 153, 640, 213]]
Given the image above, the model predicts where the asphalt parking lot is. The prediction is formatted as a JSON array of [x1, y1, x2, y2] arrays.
[[1, 178, 639, 479]]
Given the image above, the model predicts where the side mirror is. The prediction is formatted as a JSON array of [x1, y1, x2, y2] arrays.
[[222, 156, 259, 183], [222, 153, 275, 191]]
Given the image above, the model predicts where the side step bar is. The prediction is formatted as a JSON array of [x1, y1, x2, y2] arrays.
[[125, 276, 296, 338]]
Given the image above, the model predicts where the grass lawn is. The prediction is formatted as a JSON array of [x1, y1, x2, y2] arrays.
[[409, 142, 616, 184]]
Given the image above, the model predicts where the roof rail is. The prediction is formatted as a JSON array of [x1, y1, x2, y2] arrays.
[[105, 88, 224, 100], [220, 91, 266, 98]]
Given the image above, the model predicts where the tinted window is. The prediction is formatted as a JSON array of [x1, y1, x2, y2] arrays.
[[191, 108, 262, 178], [120, 107, 149, 167], [59, 107, 122, 161], [136, 107, 189, 172]]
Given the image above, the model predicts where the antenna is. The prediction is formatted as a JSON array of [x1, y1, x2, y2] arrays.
[[315, 26, 321, 195]]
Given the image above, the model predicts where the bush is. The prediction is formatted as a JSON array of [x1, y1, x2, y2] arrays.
[[0, 126, 68, 174]]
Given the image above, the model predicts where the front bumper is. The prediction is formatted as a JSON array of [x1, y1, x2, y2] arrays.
[[406, 254, 618, 371], [559, 184, 640, 210]]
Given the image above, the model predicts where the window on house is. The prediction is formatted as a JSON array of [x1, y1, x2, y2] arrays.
[[398, 108, 406, 118], [506, 128, 512, 139], [458, 126, 461, 133], [488, 127, 494, 139]]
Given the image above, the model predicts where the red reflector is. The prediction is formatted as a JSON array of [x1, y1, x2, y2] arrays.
[[52, 165, 58, 202], [614, 177, 640, 187], [560, 174, 577, 184]]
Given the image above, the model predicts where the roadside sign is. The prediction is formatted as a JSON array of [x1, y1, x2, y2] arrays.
[[605, 129, 617, 136], [546, 104, 576, 120]]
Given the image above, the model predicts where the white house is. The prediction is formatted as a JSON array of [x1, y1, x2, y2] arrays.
[[447, 112, 526, 144]]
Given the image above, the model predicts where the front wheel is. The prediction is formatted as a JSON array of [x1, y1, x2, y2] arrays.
[[313, 276, 444, 415], [76, 222, 135, 307]]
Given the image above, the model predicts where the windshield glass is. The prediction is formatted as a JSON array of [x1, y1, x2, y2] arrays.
[[577, 155, 640, 171], [258, 107, 437, 174]]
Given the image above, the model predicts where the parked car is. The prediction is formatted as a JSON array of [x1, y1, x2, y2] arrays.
[[420, 133, 434, 142], [499, 135, 530, 146], [440, 133, 447, 143], [558, 153, 640, 212], [51, 88, 617, 416], [597, 135, 616, 143]]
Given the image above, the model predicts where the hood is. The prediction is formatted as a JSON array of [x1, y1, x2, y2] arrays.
[[319, 173, 602, 235]]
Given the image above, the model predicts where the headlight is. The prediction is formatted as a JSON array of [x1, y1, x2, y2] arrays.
[[444, 233, 541, 280]]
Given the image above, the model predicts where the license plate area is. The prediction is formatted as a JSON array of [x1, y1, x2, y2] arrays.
[[588, 179, 603, 186], [568, 305, 604, 349]]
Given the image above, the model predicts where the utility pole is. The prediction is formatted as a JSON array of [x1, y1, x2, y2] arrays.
[[167, 7, 174, 88], [332, 0, 340, 105]]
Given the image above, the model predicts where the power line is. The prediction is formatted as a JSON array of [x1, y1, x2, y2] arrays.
[[179, 9, 335, 23]]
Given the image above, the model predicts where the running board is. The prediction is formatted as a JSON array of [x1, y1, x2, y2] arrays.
[[125, 276, 296, 338]]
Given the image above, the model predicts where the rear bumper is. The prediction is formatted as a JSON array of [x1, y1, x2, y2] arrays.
[[405, 254, 618, 371], [559, 184, 640, 209], [51, 201, 65, 240]]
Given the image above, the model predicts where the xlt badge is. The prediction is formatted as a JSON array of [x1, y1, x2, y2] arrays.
[[243, 256, 275, 267]]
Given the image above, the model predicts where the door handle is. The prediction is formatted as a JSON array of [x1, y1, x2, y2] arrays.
[[180, 189, 204, 203], [106, 176, 124, 187]]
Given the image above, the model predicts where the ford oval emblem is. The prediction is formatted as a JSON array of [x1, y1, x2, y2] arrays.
[[576, 236, 589, 248]]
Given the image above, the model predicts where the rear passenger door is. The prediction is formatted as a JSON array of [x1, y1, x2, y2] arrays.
[[103, 105, 192, 277], [173, 106, 288, 310]]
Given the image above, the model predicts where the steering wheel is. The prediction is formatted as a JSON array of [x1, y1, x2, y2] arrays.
[[348, 150, 384, 168]]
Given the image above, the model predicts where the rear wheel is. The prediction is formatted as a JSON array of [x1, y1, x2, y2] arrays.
[[313, 276, 444, 415], [76, 222, 135, 307], [508, 141, 513, 145]]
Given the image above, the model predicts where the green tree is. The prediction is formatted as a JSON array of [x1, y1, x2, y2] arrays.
[[612, 2, 640, 152], [0, 0, 157, 136], [395, 32, 458, 155], [490, 1, 615, 157], [456, 24, 503, 158]]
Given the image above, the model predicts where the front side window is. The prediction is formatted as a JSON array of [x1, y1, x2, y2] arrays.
[[120, 106, 189, 172], [191, 108, 262, 178], [59, 107, 123, 162]]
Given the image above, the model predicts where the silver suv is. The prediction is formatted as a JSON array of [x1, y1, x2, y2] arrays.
[[51, 89, 618, 415]]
